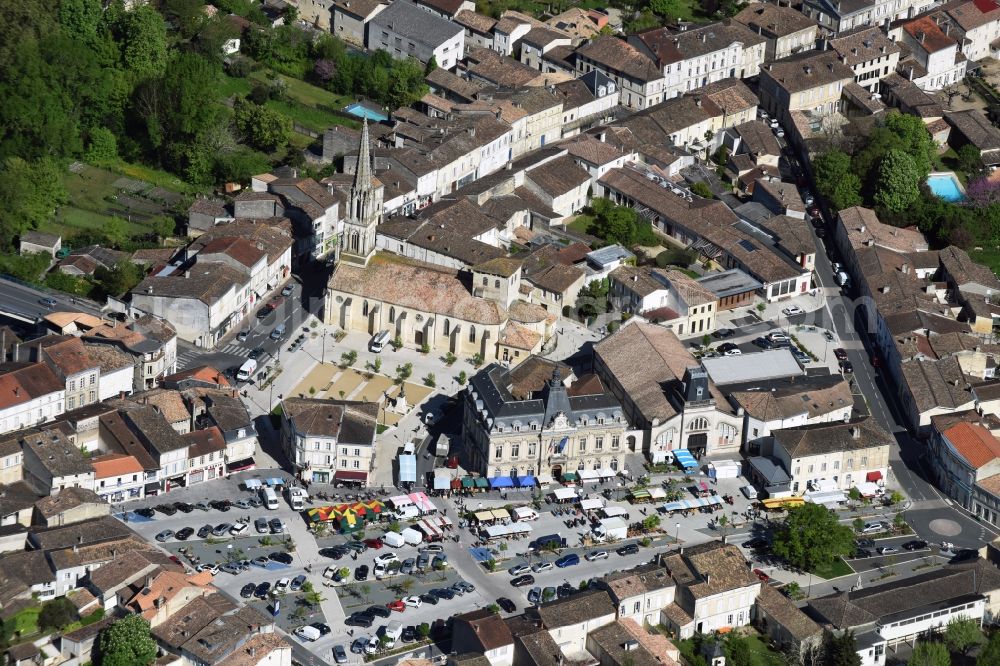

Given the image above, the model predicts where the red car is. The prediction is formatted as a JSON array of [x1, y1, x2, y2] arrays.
[[753, 568, 770, 582], [363, 538, 384, 549], [833, 348, 848, 362], [446, 456, 459, 469], [386, 599, 406, 612]]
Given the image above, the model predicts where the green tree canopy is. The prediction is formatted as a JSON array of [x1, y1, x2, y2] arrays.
[[232, 97, 291, 153], [978, 632, 1000, 665], [38, 597, 78, 631], [98, 614, 157, 666], [944, 616, 983, 655], [814, 150, 862, 211], [820, 630, 861, 666], [771, 503, 856, 571], [115, 6, 168, 82], [909, 641, 950, 666], [874, 149, 920, 214], [0, 157, 68, 250]]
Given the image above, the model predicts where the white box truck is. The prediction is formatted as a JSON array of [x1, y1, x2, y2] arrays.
[[513, 507, 538, 522], [261, 487, 279, 510], [383, 531, 406, 548], [593, 517, 628, 542], [401, 528, 423, 546]]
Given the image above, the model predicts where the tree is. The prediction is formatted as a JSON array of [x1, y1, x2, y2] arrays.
[[417, 622, 430, 639], [819, 630, 860, 666], [874, 149, 920, 213], [783, 581, 801, 599], [86, 127, 118, 166], [115, 6, 168, 82], [94, 261, 144, 298], [395, 363, 413, 383], [724, 635, 757, 666], [0, 157, 69, 248], [957, 144, 982, 177], [771, 503, 855, 571], [691, 182, 714, 199], [888, 490, 904, 506], [457, 370, 467, 385], [650, 0, 689, 18], [39, 597, 79, 631], [944, 616, 983, 655], [232, 97, 291, 153], [98, 615, 157, 666], [423, 373, 435, 387], [909, 641, 950, 666], [978, 632, 1000, 665], [341, 350, 357, 367], [152, 216, 175, 240]]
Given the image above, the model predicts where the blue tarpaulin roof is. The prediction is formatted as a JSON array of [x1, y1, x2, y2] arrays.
[[399, 454, 417, 483], [468, 547, 493, 562], [266, 478, 285, 486], [672, 450, 698, 469], [243, 479, 262, 489], [661, 495, 723, 512], [518, 476, 535, 487], [490, 477, 514, 488]]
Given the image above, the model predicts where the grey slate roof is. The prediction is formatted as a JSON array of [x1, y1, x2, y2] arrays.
[[371, 0, 463, 46]]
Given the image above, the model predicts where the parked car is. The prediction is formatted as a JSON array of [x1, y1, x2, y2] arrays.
[[333, 645, 348, 664], [400, 558, 416, 575], [269, 552, 293, 565], [555, 554, 580, 568], [532, 561, 553, 573], [876, 546, 897, 556], [511, 575, 535, 587], [240, 583, 256, 598], [135, 507, 156, 519], [364, 537, 384, 549], [254, 582, 271, 599], [211, 523, 232, 537], [419, 593, 438, 605], [355, 565, 369, 581], [616, 543, 639, 556], [509, 564, 531, 576], [419, 544, 444, 554], [345, 613, 374, 628], [527, 587, 541, 604], [753, 568, 770, 582], [252, 556, 270, 567], [290, 575, 306, 592], [497, 597, 516, 613], [856, 538, 876, 549], [175, 527, 194, 541], [834, 348, 848, 361], [209, 500, 231, 512], [274, 578, 290, 594], [155, 504, 177, 516], [175, 502, 195, 513], [281, 284, 295, 297], [197, 524, 213, 539], [585, 550, 609, 562], [840, 360, 854, 374], [375, 552, 399, 565], [403, 595, 422, 608], [386, 599, 406, 613], [432, 587, 455, 600], [741, 537, 769, 550], [255, 517, 269, 534], [155, 530, 174, 542], [269, 518, 285, 534], [367, 605, 391, 618], [229, 522, 249, 536], [854, 549, 873, 559], [782, 305, 804, 316], [902, 540, 928, 551]]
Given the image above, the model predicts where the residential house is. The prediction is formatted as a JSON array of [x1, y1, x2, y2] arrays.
[[91, 453, 145, 503], [152, 597, 279, 665], [587, 619, 682, 666], [946, 109, 1000, 167], [522, 155, 592, 219], [767, 416, 893, 494], [131, 263, 251, 349], [758, 51, 854, 126], [81, 314, 179, 391], [455, 10, 496, 49], [753, 584, 822, 656], [608, 266, 718, 338], [464, 360, 636, 480], [546, 7, 606, 40], [932, 420, 1000, 519], [22, 429, 96, 495], [33, 487, 108, 527], [660, 541, 761, 638], [534, 589, 618, 653], [186, 198, 232, 236], [520, 245, 587, 312], [281, 397, 378, 485], [331, 0, 386, 46], [182, 426, 227, 486], [892, 15, 967, 91], [574, 36, 667, 110], [629, 23, 767, 100], [19, 231, 62, 258], [598, 562, 678, 626], [0, 363, 65, 435], [412, 0, 475, 19], [114, 403, 190, 493], [802, 0, 935, 35], [520, 27, 573, 71], [44, 535, 151, 597], [733, 4, 819, 61], [368, 0, 465, 69], [0, 433, 23, 486], [125, 568, 215, 627], [827, 27, 901, 91], [0, 550, 57, 602], [944, 0, 1000, 62], [593, 322, 743, 462], [200, 393, 259, 474], [27, 515, 134, 552], [452, 609, 514, 666], [85, 547, 183, 612], [729, 374, 855, 447], [696, 269, 762, 311]]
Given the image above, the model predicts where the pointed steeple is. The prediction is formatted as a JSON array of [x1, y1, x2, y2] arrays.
[[353, 117, 372, 193]]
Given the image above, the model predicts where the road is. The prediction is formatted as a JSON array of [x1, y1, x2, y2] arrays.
[[0, 275, 103, 323]]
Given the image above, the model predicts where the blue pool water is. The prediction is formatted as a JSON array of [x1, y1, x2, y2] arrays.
[[343, 103, 388, 122], [927, 173, 965, 202]]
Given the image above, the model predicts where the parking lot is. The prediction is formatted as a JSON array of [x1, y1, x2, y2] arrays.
[[115, 468, 768, 662]]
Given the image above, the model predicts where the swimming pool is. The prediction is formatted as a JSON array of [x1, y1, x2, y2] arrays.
[[343, 102, 388, 122], [927, 172, 966, 202]]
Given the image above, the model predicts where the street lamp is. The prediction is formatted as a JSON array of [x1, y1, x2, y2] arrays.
[[675, 522, 681, 548], [321, 330, 328, 365]]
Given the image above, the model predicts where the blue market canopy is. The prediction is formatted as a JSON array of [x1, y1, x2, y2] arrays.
[[517, 476, 535, 488], [671, 449, 699, 469], [243, 479, 262, 489], [490, 476, 514, 488], [399, 454, 417, 483]]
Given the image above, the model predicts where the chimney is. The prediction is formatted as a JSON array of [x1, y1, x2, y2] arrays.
[[881, 285, 890, 294], [705, 573, 711, 585], [695, 98, 702, 107], [917, 31, 926, 44], [249, 646, 257, 658], [13, 387, 19, 397], [851, 426, 861, 439], [146, 574, 154, 588], [700, 33, 707, 43], [804, 65, 813, 75], [184, 270, 190, 279], [901, 263, 910, 274]]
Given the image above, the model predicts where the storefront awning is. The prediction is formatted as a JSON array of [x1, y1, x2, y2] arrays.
[[866, 471, 883, 482], [553, 487, 577, 501], [580, 498, 603, 511], [579, 469, 600, 481], [490, 477, 514, 488], [535, 474, 554, 485], [517, 476, 535, 487], [474, 478, 489, 489], [461, 477, 475, 488], [661, 495, 723, 512], [433, 476, 450, 490], [243, 479, 262, 489], [598, 468, 616, 478], [227, 458, 255, 472], [144, 482, 161, 494], [334, 471, 368, 482], [562, 472, 578, 482]]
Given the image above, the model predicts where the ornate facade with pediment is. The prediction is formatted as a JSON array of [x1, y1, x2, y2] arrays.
[[463, 358, 642, 480]]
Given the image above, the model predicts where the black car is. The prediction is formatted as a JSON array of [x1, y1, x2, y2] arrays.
[[902, 540, 928, 551], [856, 538, 876, 549], [853, 549, 873, 559], [367, 605, 391, 618], [557, 583, 576, 599], [155, 503, 178, 516], [420, 593, 439, 605], [433, 587, 456, 600], [209, 500, 231, 512], [951, 549, 979, 563], [135, 507, 156, 519], [248, 348, 264, 360], [310, 622, 331, 636], [401, 625, 417, 642], [175, 502, 195, 513], [254, 582, 271, 599], [197, 524, 213, 539], [175, 527, 195, 541], [496, 597, 516, 613], [345, 541, 368, 552], [741, 537, 769, 550], [510, 575, 535, 588], [319, 547, 346, 559], [616, 543, 639, 556], [240, 583, 256, 598], [355, 565, 369, 581], [713, 328, 735, 339], [718, 342, 739, 353], [345, 613, 374, 628], [269, 552, 293, 565], [840, 360, 854, 374]]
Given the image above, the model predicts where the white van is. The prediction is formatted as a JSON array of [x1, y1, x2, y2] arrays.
[[261, 487, 279, 510], [287, 487, 308, 511], [369, 330, 390, 353], [740, 485, 758, 500], [836, 271, 851, 288], [295, 625, 321, 642], [236, 359, 257, 383]]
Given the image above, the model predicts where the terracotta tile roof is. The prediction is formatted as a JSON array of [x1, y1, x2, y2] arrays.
[[762, 51, 854, 94], [222, 632, 291, 666], [161, 366, 231, 388], [536, 589, 616, 628], [773, 416, 894, 458], [499, 322, 541, 351], [943, 421, 1000, 468], [129, 569, 214, 617], [327, 255, 508, 325], [132, 389, 190, 424], [838, 206, 929, 253], [904, 16, 957, 53], [282, 398, 378, 442], [90, 452, 145, 478], [455, 9, 496, 33], [525, 155, 591, 197], [183, 426, 226, 458], [42, 337, 98, 376], [734, 3, 817, 37], [756, 584, 822, 641], [198, 236, 266, 269], [0, 362, 64, 409], [662, 541, 759, 599], [576, 36, 663, 83], [455, 608, 514, 650], [34, 487, 105, 518]]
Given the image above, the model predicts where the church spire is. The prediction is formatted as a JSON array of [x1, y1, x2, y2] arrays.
[[353, 117, 372, 193]]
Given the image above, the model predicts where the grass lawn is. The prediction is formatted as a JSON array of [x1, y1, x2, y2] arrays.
[[251, 71, 353, 110], [810, 556, 854, 580], [971, 247, 1000, 279], [4, 606, 40, 642], [221, 73, 360, 135], [567, 214, 594, 235]]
